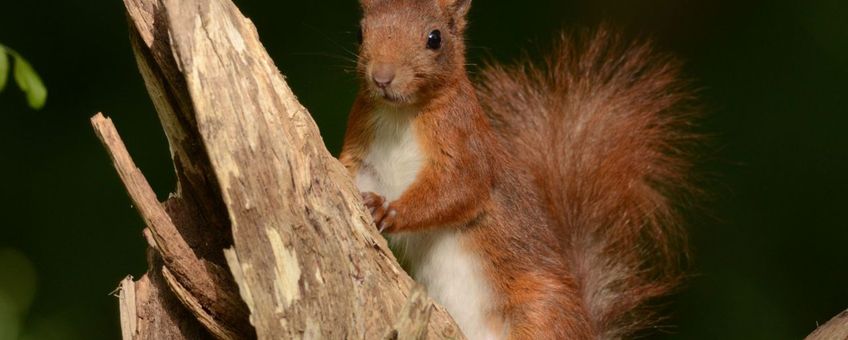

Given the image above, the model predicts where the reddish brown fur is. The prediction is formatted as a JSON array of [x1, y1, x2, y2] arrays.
[[340, 0, 697, 338], [477, 27, 699, 338]]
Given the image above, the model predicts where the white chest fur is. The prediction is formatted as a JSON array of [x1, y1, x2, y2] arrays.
[[353, 107, 501, 340], [392, 232, 503, 340], [354, 106, 424, 201]]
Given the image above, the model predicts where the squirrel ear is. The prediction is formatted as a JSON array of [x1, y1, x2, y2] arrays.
[[438, 0, 471, 28], [439, 0, 471, 16], [360, 0, 379, 10]]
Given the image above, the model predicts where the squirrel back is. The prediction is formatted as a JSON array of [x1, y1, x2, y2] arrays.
[[476, 26, 699, 338]]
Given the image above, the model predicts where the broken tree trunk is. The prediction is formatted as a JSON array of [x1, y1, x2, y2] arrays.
[[95, 0, 464, 338]]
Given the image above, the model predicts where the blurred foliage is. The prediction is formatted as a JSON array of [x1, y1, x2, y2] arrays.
[[0, 249, 31, 340], [0, 0, 845, 339], [0, 248, 74, 340], [0, 44, 47, 110]]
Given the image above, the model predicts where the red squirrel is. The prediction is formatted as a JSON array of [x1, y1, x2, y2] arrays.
[[339, 0, 697, 338]]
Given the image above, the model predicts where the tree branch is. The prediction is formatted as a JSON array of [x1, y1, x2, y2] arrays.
[[93, 113, 251, 339]]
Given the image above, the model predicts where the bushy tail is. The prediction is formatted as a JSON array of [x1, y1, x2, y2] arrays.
[[476, 26, 700, 339]]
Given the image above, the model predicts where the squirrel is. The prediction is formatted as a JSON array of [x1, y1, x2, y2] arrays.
[[339, 0, 698, 338]]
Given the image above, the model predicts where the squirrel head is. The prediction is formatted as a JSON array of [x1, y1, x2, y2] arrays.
[[357, 0, 471, 106]]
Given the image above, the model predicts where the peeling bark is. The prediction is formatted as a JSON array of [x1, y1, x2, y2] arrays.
[[116, 249, 213, 340]]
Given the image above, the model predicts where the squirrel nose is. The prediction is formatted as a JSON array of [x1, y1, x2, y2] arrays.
[[372, 64, 396, 88]]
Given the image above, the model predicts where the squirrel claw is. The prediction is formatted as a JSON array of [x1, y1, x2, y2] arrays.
[[361, 192, 389, 229], [378, 208, 397, 233], [360, 192, 399, 233]]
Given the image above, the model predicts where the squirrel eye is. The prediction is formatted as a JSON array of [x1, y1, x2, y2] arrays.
[[426, 30, 442, 50]]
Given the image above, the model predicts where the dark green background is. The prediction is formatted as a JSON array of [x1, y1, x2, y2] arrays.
[[0, 0, 846, 339]]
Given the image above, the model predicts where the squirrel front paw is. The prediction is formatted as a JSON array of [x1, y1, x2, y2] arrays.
[[360, 192, 398, 233]]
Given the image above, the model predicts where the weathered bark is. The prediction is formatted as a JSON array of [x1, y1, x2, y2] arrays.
[[96, 114, 234, 339], [97, 0, 463, 338], [116, 249, 213, 340]]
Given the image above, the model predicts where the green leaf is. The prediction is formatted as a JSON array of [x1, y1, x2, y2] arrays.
[[12, 55, 47, 110], [0, 46, 9, 92]]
